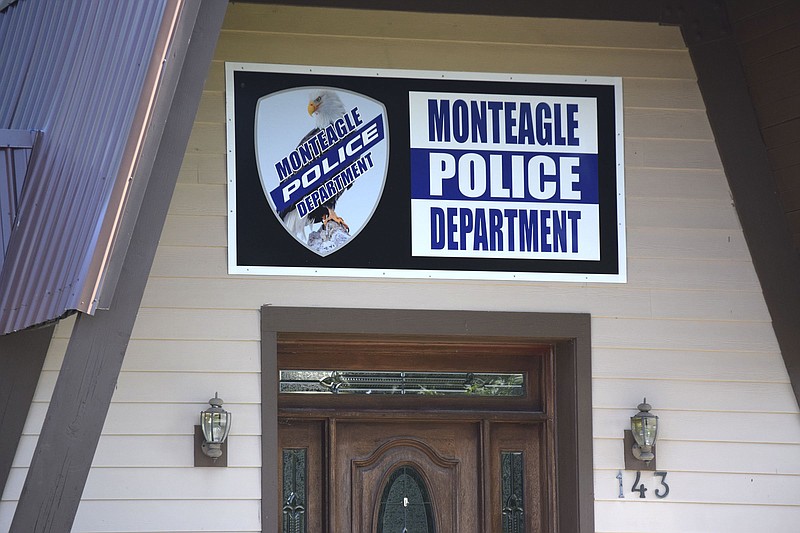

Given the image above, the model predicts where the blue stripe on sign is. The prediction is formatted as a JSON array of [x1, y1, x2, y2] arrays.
[[270, 116, 385, 212], [410, 148, 598, 204]]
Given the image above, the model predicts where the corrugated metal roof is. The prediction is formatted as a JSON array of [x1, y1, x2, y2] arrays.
[[0, 0, 172, 334], [0, 129, 38, 262]]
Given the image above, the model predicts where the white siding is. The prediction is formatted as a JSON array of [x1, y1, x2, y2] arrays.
[[3, 4, 800, 532]]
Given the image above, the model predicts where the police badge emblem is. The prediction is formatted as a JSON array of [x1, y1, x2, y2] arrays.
[[255, 87, 389, 256]]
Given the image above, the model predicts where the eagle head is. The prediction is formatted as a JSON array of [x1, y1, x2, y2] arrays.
[[307, 89, 346, 128]]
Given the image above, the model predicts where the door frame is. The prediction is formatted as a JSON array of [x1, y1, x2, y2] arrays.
[[261, 306, 594, 532]]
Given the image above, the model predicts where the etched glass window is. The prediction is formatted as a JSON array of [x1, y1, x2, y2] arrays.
[[282, 448, 307, 533], [280, 370, 524, 397], [377, 466, 436, 533], [501, 451, 525, 533]]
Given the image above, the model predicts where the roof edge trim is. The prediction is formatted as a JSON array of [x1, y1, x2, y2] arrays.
[[81, 0, 186, 313]]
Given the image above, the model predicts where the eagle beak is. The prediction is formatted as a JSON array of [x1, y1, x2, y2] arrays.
[[307, 102, 318, 116]]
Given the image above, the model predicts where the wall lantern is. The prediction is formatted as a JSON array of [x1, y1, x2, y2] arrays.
[[624, 398, 658, 470], [194, 392, 231, 467]]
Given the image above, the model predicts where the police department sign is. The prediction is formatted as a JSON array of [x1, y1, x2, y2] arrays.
[[227, 63, 626, 282]]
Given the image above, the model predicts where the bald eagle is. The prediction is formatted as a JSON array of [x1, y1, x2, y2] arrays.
[[280, 89, 351, 242]]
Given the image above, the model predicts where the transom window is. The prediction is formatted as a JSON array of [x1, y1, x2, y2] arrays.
[[279, 370, 525, 397], [277, 333, 548, 412]]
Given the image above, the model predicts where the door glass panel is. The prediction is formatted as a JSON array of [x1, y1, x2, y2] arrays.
[[501, 451, 525, 533], [280, 370, 524, 397], [377, 466, 436, 533], [282, 448, 307, 533]]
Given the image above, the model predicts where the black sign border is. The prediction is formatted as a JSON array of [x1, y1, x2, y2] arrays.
[[228, 64, 625, 281]]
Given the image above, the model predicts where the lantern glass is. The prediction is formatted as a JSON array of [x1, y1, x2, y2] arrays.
[[630, 399, 658, 448], [631, 414, 657, 446], [201, 410, 231, 443], [200, 393, 231, 444]]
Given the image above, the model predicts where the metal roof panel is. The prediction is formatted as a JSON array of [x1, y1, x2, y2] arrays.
[[0, 0, 170, 334]]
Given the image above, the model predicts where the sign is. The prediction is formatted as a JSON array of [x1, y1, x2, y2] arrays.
[[227, 63, 626, 282]]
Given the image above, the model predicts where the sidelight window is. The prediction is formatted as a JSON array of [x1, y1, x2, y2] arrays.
[[282, 448, 307, 533]]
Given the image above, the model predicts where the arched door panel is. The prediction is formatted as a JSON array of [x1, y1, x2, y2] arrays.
[[336, 421, 479, 532], [352, 438, 456, 532]]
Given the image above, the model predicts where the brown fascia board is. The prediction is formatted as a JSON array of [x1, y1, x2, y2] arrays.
[[683, 22, 800, 406], [0, 324, 53, 502]]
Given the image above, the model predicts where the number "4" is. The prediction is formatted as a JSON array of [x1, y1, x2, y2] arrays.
[[631, 471, 648, 498], [631, 471, 669, 499]]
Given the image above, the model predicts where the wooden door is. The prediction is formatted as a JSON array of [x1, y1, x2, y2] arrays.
[[279, 417, 547, 532], [277, 334, 554, 532]]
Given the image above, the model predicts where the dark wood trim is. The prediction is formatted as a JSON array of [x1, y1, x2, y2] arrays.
[[261, 307, 593, 533], [278, 409, 551, 423], [261, 327, 280, 529], [278, 336, 548, 412], [685, 8, 800, 407], [9, 2, 227, 531], [0, 324, 54, 496]]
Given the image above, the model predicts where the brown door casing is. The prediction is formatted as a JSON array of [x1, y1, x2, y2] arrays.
[[262, 307, 594, 533]]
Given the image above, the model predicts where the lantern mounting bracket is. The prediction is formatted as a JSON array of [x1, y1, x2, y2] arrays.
[[194, 425, 228, 467], [623, 430, 656, 470]]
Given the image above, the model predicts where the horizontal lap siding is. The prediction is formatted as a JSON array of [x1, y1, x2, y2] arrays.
[[4, 4, 798, 533]]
